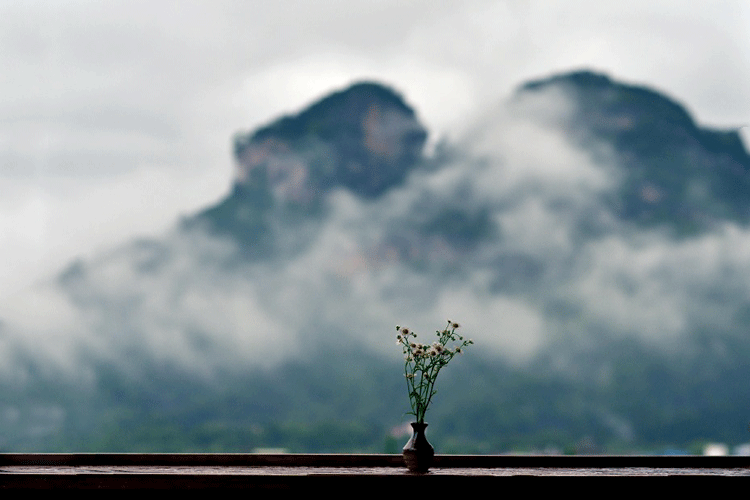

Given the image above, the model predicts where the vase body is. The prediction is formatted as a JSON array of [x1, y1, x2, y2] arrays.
[[402, 422, 434, 472]]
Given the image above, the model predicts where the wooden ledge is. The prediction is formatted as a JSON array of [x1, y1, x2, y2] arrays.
[[1, 454, 749, 489]]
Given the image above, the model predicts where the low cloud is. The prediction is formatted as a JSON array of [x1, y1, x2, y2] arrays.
[[3, 85, 750, 389]]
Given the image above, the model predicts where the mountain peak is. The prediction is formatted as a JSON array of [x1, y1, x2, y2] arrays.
[[245, 81, 418, 144], [232, 80, 427, 200], [521, 69, 614, 90], [519, 69, 750, 230], [519, 69, 697, 131], [188, 81, 427, 254]]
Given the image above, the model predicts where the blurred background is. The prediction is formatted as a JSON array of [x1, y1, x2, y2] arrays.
[[2, 0, 750, 454]]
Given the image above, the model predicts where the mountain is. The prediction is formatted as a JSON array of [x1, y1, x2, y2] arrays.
[[521, 71, 750, 233], [186, 82, 427, 258], [3, 70, 750, 454]]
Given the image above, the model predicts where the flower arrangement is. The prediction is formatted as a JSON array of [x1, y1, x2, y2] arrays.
[[396, 321, 473, 423]]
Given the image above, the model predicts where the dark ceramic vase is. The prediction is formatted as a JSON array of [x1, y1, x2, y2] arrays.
[[402, 422, 434, 473]]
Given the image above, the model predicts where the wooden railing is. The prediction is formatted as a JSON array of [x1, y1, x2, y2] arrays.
[[1, 453, 748, 488]]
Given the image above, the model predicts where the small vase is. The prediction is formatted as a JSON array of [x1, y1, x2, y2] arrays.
[[402, 422, 434, 473]]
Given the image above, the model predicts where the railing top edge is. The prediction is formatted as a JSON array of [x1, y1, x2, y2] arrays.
[[1, 453, 748, 468]]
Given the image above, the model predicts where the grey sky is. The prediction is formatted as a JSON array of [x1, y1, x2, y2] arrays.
[[2, 0, 750, 298]]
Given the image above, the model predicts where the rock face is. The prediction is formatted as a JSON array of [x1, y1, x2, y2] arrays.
[[520, 71, 750, 232], [188, 82, 428, 255], [236, 81, 427, 199]]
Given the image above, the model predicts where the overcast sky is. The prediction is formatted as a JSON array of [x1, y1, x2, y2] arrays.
[[2, 0, 750, 299]]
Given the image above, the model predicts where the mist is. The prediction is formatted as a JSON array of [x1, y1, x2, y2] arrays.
[[3, 81, 749, 394]]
